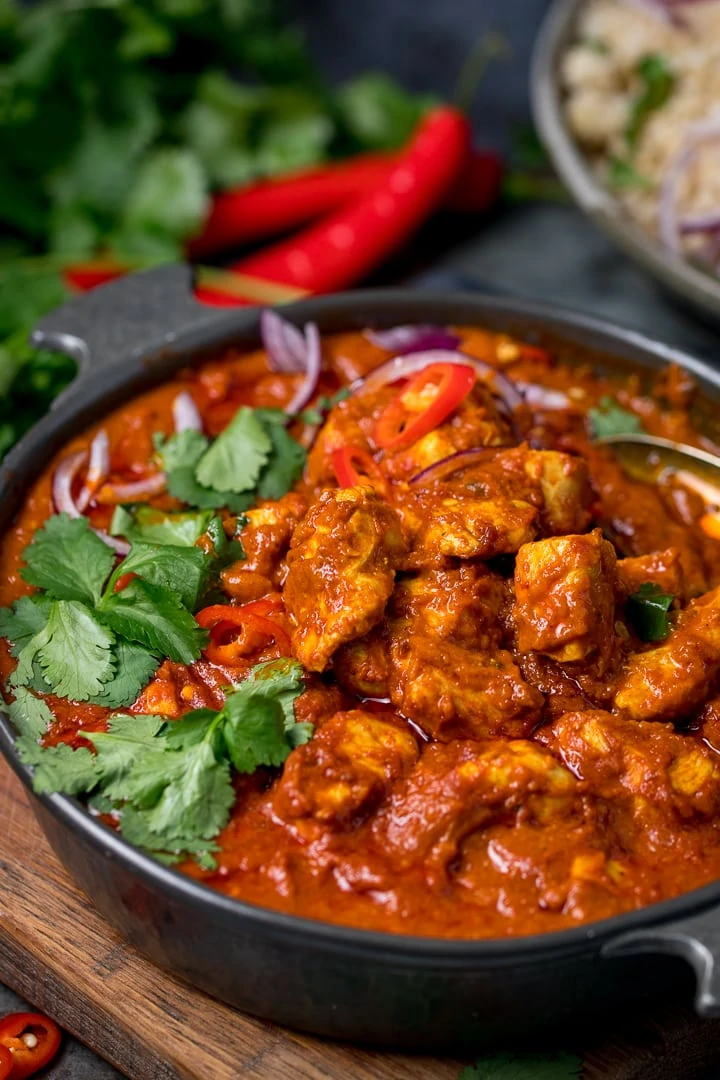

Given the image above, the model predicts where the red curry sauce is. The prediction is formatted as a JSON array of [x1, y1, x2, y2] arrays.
[[4, 324, 720, 939]]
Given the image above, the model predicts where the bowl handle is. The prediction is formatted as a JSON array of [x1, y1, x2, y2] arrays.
[[603, 905, 720, 1016], [31, 264, 245, 400]]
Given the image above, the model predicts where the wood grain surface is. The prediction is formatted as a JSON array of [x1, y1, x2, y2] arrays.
[[2, 754, 720, 1080]]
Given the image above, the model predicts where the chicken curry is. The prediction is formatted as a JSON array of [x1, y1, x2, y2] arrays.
[[3, 315, 720, 939]]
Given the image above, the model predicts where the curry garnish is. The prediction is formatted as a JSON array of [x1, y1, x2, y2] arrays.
[[156, 406, 306, 511], [627, 582, 674, 643], [588, 395, 644, 438], [14, 659, 308, 868], [0, 514, 208, 705]]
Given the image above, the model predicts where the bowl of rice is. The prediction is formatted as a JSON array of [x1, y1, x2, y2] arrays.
[[532, 0, 720, 322]]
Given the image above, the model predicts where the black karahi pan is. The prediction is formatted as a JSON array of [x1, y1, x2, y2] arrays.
[[1, 265, 720, 1049]]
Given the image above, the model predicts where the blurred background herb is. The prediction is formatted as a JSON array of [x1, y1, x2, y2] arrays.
[[0, 0, 439, 455]]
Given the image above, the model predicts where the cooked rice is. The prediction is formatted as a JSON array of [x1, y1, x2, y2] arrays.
[[562, 1, 720, 259]]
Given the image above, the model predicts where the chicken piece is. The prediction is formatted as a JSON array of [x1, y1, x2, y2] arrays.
[[410, 487, 537, 565], [389, 564, 511, 651], [221, 492, 308, 601], [334, 626, 390, 699], [306, 387, 394, 485], [284, 487, 407, 672], [587, 447, 707, 596], [375, 739, 577, 877], [459, 446, 592, 536], [513, 530, 618, 672], [543, 710, 720, 821], [615, 548, 685, 601], [614, 586, 720, 723], [388, 633, 543, 740], [273, 710, 419, 826]]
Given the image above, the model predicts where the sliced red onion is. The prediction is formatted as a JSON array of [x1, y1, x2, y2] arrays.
[[52, 448, 131, 554], [516, 383, 571, 410], [354, 349, 524, 414], [53, 450, 87, 518], [410, 448, 499, 486], [365, 325, 461, 354], [659, 118, 720, 255], [286, 322, 322, 415], [96, 472, 168, 505], [261, 309, 308, 374], [95, 531, 131, 555], [77, 430, 110, 512], [680, 211, 720, 235], [624, 0, 698, 28], [173, 390, 203, 433]]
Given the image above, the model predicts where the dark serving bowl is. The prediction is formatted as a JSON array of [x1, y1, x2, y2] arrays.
[[532, 0, 720, 325], [2, 265, 720, 1049]]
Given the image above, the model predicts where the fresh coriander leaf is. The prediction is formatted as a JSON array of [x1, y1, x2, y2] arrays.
[[119, 806, 220, 867], [627, 582, 674, 642], [100, 578, 206, 665], [626, 54, 675, 148], [167, 466, 255, 512], [86, 640, 160, 709], [222, 695, 290, 772], [110, 541, 209, 610], [35, 600, 116, 701], [607, 156, 654, 191], [110, 505, 214, 547], [338, 72, 434, 151], [6, 686, 54, 739], [195, 405, 272, 494], [17, 735, 99, 796], [288, 721, 314, 748], [243, 657, 305, 729], [459, 1051, 583, 1080], [140, 739, 235, 843], [163, 708, 218, 750], [206, 515, 245, 571], [20, 513, 115, 606], [0, 594, 52, 658], [222, 657, 306, 771], [588, 397, 644, 439], [154, 428, 208, 473], [87, 641, 159, 708], [156, 430, 253, 512], [297, 387, 351, 425], [256, 419, 306, 501], [120, 147, 209, 252], [86, 713, 165, 786]]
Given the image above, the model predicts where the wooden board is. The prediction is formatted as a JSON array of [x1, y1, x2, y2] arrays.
[[2, 754, 720, 1080]]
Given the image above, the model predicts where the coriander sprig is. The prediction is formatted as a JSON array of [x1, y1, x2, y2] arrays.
[[0, 514, 212, 707], [12, 658, 310, 868]]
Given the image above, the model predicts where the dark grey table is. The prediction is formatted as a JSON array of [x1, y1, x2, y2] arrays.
[[3, 1, 719, 1077]]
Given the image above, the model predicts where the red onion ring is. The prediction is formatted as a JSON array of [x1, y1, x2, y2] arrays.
[[261, 309, 308, 374], [53, 450, 87, 518], [365, 325, 461, 354], [410, 448, 499, 486], [516, 383, 571, 410], [680, 211, 720, 235], [624, 0, 697, 27], [95, 472, 168, 505], [659, 119, 720, 255], [286, 322, 322, 415], [77, 430, 110, 512], [52, 448, 131, 554], [353, 349, 524, 415], [173, 391, 203, 433]]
